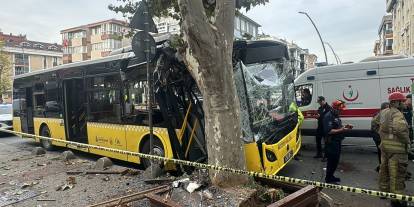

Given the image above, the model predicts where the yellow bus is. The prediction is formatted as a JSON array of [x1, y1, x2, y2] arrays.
[[12, 38, 302, 175]]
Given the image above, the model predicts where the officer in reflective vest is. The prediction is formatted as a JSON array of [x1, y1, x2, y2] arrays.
[[379, 92, 410, 207]]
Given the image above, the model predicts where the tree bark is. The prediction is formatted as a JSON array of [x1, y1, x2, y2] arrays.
[[178, 0, 248, 187]]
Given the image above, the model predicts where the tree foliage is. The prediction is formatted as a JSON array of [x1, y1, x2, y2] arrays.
[[109, 0, 268, 20], [0, 41, 12, 100]]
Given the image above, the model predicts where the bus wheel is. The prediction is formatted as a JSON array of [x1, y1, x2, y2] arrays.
[[141, 138, 165, 170], [40, 126, 55, 151]]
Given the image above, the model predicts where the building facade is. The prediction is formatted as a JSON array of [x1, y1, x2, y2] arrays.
[[61, 19, 129, 64], [0, 32, 62, 76], [154, 13, 261, 40], [374, 14, 393, 56], [258, 35, 317, 77], [387, 0, 414, 56]]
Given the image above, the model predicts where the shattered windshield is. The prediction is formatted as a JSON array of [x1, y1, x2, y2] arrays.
[[238, 61, 296, 142]]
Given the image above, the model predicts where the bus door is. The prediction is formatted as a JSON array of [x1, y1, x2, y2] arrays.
[[63, 79, 88, 143], [21, 87, 34, 134]]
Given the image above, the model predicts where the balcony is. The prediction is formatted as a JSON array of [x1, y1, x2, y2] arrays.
[[101, 33, 123, 41], [71, 37, 88, 47], [63, 54, 72, 64], [386, 0, 396, 12]]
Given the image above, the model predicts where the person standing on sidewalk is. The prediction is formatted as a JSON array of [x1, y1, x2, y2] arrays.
[[379, 92, 409, 207], [314, 96, 331, 161], [371, 102, 390, 172], [323, 99, 351, 183]]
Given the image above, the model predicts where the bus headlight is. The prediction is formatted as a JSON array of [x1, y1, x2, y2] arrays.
[[265, 149, 277, 162]]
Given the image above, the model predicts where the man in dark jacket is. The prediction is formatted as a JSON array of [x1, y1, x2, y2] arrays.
[[403, 94, 413, 161], [323, 100, 352, 183], [314, 96, 331, 160]]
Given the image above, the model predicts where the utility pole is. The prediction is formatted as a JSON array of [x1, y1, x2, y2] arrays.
[[143, 0, 154, 172], [299, 11, 328, 65], [324, 41, 341, 64]]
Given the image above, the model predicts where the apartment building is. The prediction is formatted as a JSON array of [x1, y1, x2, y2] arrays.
[[258, 35, 317, 76], [386, 0, 414, 56], [374, 14, 393, 56], [61, 19, 129, 64], [234, 12, 261, 40], [0, 31, 62, 76], [154, 12, 261, 40]]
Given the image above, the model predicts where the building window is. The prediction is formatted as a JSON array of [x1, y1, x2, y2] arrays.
[[20, 42, 31, 47], [43, 56, 47, 69], [48, 45, 58, 50], [14, 53, 29, 75], [248, 24, 253, 34], [235, 16, 240, 30], [386, 39, 393, 51], [34, 43, 44, 49], [91, 26, 102, 35], [241, 19, 246, 31], [72, 31, 86, 39], [72, 46, 88, 54], [53, 57, 58, 66], [92, 43, 103, 51]]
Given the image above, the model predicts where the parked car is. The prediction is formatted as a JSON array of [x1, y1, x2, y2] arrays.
[[0, 104, 13, 130]]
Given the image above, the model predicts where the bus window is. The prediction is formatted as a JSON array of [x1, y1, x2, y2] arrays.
[[33, 83, 46, 117], [295, 84, 313, 107], [124, 81, 147, 114], [87, 75, 122, 123], [45, 80, 61, 117]]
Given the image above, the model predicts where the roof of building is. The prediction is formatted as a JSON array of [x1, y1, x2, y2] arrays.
[[236, 12, 261, 27], [0, 32, 62, 52], [378, 14, 392, 35], [61, 18, 128, 33]]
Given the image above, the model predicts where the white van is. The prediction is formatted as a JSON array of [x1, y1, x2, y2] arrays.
[[294, 55, 414, 137]]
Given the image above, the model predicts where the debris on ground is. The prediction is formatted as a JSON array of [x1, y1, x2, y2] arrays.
[[66, 176, 76, 185], [144, 178, 174, 184], [185, 182, 202, 193], [61, 151, 76, 161], [31, 147, 46, 156], [94, 157, 113, 170], [56, 183, 74, 191], [66, 168, 140, 175]]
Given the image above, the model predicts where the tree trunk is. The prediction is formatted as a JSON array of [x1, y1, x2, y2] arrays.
[[178, 0, 248, 186]]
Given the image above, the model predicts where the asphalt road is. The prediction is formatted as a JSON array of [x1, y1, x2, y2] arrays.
[[0, 133, 413, 206], [279, 136, 414, 207]]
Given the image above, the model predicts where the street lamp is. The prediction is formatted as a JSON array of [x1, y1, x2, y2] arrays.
[[298, 11, 328, 65], [324, 41, 342, 64]]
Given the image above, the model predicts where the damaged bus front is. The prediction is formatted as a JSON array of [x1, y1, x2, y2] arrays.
[[152, 39, 303, 175], [233, 40, 303, 175]]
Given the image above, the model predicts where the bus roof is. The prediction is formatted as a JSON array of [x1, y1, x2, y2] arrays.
[[14, 52, 135, 80]]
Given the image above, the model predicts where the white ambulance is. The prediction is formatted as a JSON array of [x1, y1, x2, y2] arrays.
[[294, 55, 414, 137]]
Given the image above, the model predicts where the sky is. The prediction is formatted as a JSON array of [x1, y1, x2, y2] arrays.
[[0, 0, 386, 63]]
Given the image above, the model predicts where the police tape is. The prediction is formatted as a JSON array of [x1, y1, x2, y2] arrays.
[[1, 128, 413, 202]]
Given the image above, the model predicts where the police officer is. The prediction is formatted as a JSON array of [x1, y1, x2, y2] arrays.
[[379, 92, 410, 207], [323, 99, 351, 183], [315, 96, 331, 160], [403, 94, 413, 144], [371, 102, 390, 172]]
